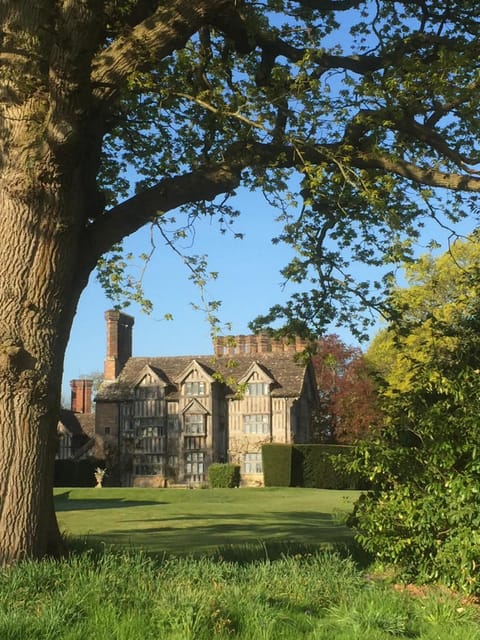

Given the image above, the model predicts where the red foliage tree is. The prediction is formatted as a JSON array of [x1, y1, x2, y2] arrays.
[[311, 335, 381, 444]]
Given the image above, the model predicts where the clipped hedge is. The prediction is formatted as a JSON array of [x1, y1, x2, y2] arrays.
[[296, 445, 355, 489], [208, 463, 241, 488], [262, 444, 293, 487], [262, 444, 359, 489]]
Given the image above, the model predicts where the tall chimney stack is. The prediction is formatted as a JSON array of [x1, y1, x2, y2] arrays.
[[70, 379, 93, 414], [104, 310, 135, 381]]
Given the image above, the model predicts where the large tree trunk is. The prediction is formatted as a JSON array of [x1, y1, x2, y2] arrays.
[[0, 174, 88, 561], [0, 135, 93, 560], [0, 1, 105, 562], [0, 97, 91, 564]]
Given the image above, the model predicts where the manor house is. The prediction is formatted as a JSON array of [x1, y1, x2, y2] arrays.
[[94, 310, 319, 486]]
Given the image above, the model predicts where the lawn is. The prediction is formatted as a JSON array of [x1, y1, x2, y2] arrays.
[[1, 488, 478, 639], [54, 486, 359, 556]]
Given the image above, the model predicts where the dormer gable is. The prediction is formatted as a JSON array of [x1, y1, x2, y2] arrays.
[[174, 359, 215, 385], [174, 359, 216, 397], [238, 362, 275, 396], [238, 362, 275, 385], [133, 365, 168, 398], [182, 398, 210, 416]]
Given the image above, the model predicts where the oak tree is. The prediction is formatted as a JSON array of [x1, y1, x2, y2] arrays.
[[1, 1, 480, 561]]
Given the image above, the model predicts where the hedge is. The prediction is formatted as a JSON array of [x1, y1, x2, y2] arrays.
[[208, 463, 241, 488], [262, 444, 360, 489], [262, 444, 293, 487]]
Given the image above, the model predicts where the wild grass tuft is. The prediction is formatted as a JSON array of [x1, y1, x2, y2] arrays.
[[1, 548, 479, 639]]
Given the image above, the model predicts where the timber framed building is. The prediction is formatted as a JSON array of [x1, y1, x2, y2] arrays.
[[95, 311, 319, 486]]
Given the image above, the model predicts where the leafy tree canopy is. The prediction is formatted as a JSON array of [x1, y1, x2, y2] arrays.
[[311, 334, 381, 443], [367, 233, 480, 392], [84, 0, 480, 338]]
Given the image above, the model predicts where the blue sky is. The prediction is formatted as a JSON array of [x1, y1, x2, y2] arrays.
[[62, 7, 479, 401], [62, 6, 372, 396]]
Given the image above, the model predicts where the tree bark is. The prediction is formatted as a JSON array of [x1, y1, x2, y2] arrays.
[[0, 226, 81, 560], [0, 0, 98, 560], [0, 149, 90, 560], [0, 0, 240, 562]]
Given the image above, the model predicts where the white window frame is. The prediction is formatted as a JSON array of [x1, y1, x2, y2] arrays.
[[185, 451, 205, 481], [135, 424, 166, 454], [134, 453, 165, 476], [184, 413, 206, 435], [245, 382, 270, 396]]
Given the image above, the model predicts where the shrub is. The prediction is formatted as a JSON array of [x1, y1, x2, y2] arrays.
[[296, 444, 356, 489], [208, 463, 240, 488], [348, 365, 480, 592]]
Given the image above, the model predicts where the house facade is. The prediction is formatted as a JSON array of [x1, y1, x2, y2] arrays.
[[95, 310, 319, 486]]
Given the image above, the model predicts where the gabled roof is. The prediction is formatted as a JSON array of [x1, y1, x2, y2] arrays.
[[238, 361, 275, 385], [96, 352, 311, 401], [173, 359, 216, 385], [183, 398, 210, 415], [133, 364, 170, 387], [58, 410, 95, 459]]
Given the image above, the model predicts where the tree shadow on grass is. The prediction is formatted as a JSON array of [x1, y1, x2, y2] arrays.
[[84, 512, 355, 559], [55, 492, 163, 512], [213, 539, 372, 568], [124, 509, 336, 525], [63, 506, 371, 568]]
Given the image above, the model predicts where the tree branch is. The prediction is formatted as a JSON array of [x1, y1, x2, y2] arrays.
[[345, 108, 480, 170], [91, 0, 236, 104], [85, 162, 242, 261], [231, 141, 480, 192], [85, 135, 480, 269], [353, 150, 480, 190], [293, 0, 363, 9]]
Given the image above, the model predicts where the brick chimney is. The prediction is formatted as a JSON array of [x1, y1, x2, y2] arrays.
[[70, 379, 93, 414], [213, 336, 225, 357], [104, 310, 135, 381]]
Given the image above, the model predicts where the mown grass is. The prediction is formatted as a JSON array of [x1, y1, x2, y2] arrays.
[[54, 487, 358, 556], [0, 488, 476, 639]]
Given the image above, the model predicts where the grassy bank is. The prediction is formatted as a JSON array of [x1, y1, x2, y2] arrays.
[[0, 489, 477, 639], [1, 549, 478, 639]]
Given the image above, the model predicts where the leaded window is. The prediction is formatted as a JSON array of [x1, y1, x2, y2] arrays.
[[184, 381, 206, 396], [246, 382, 270, 396], [184, 414, 206, 435], [185, 451, 205, 482], [243, 453, 263, 474], [243, 414, 269, 434]]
